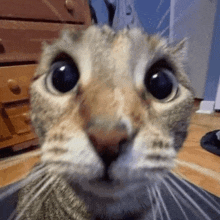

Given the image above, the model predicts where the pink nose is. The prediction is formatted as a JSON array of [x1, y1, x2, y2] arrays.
[[86, 120, 129, 165]]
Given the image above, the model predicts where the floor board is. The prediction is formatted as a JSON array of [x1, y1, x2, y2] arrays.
[[175, 111, 220, 196]]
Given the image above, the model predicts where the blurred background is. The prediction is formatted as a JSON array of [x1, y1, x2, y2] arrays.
[[91, 0, 220, 113]]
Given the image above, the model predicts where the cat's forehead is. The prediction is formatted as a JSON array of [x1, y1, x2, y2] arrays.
[[62, 25, 168, 56], [37, 25, 170, 79], [42, 26, 169, 59]]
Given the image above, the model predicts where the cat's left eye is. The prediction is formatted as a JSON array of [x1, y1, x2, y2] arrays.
[[46, 60, 80, 94]]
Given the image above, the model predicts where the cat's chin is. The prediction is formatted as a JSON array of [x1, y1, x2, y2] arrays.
[[80, 178, 147, 198], [68, 177, 154, 220], [64, 165, 165, 199], [68, 175, 158, 205]]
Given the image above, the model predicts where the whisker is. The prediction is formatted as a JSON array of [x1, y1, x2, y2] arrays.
[[156, 7, 170, 30], [161, 178, 189, 220], [160, 0, 198, 37], [156, 0, 165, 12], [152, 187, 164, 220], [32, 179, 56, 216], [170, 173, 220, 214], [172, 169, 220, 206], [15, 176, 55, 220], [0, 150, 42, 168], [167, 176, 212, 220], [172, 170, 220, 208], [16, 174, 51, 207], [155, 185, 171, 220], [164, 180, 203, 219], [146, 187, 157, 220], [42, 0, 65, 23], [7, 175, 51, 220], [0, 164, 47, 201], [175, 159, 220, 181], [201, 189, 220, 209]]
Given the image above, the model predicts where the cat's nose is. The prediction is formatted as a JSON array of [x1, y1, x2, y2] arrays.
[[86, 119, 129, 167]]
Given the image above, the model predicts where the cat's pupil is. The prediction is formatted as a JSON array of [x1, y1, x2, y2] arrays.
[[51, 61, 79, 93], [146, 70, 175, 100]]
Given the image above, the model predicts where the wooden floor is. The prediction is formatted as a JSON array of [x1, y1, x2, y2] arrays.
[[174, 102, 220, 196], [0, 100, 220, 196]]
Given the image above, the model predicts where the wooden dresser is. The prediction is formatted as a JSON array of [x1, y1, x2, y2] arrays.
[[0, 0, 91, 152]]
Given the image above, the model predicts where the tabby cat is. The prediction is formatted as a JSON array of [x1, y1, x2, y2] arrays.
[[2, 25, 220, 220]]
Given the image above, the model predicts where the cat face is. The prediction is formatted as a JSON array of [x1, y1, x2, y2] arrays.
[[30, 25, 194, 217]]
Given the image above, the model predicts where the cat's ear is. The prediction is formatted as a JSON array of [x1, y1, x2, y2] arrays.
[[42, 41, 49, 50], [172, 38, 188, 61]]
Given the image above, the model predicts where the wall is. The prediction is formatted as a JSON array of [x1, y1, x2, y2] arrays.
[[90, 0, 170, 36], [134, 0, 170, 36], [203, 0, 220, 102], [90, 0, 108, 25], [170, 0, 217, 99]]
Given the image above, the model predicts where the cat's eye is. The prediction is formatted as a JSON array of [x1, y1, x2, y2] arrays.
[[144, 69, 178, 102], [46, 60, 79, 94]]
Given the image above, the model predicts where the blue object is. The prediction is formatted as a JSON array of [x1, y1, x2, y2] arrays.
[[89, 0, 170, 36]]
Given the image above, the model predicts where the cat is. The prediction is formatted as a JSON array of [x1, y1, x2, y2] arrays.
[[19, 24, 194, 220], [1, 25, 220, 220]]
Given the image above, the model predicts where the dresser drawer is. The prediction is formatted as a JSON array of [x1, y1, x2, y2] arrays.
[[0, 104, 38, 150], [0, 64, 38, 150], [0, 21, 88, 63], [5, 104, 31, 135], [0, 0, 87, 24], [0, 65, 37, 104], [0, 113, 12, 140]]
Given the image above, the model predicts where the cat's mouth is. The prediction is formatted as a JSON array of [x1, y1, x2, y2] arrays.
[[89, 177, 120, 189], [80, 177, 145, 198], [81, 164, 125, 196]]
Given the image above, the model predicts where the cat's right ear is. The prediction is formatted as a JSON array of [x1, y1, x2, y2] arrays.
[[172, 38, 188, 61]]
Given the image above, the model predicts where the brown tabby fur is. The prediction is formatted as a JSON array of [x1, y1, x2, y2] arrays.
[[18, 25, 194, 220]]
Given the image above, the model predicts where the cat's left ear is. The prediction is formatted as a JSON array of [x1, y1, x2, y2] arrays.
[[172, 38, 188, 61]]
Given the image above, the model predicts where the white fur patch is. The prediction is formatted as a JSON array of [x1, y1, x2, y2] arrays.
[[42, 131, 103, 178], [134, 54, 148, 89]]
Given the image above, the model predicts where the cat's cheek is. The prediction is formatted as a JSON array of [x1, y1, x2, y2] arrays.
[[41, 132, 104, 179], [110, 129, 176, 181], [109, 134, 148, 181]]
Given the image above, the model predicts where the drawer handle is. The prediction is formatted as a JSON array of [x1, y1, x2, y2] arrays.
[[22, 112, 31, 124], [8, 79, 21, 94], [65, 0, 75, 14]]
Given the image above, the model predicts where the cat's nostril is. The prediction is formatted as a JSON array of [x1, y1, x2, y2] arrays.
[[115, 123, 127, 132]]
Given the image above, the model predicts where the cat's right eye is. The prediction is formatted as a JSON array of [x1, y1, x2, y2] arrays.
[[46, 60, 79, 94], [144, 68, 178, 102]]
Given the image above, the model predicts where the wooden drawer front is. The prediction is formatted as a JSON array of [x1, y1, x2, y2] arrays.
[[0, 64, 38, 149], [5, 105, 31, 135], [0, 114, 12, 140], [0, 0, 87, 24], [0, 65, 37, 104], [0, 106, 38, 149], [0, 21, 88, 63], [0, 103, 38, 149]]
